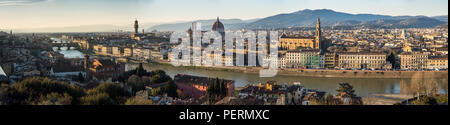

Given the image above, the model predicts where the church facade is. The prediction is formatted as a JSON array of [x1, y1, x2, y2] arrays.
[[278, 17, 330, 52]]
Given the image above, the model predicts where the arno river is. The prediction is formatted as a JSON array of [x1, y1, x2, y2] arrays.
[[127, 63, 447, 97]]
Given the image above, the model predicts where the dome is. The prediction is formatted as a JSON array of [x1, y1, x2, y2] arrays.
[[186, 27, 193, 34], [212, 17, 225, 32]]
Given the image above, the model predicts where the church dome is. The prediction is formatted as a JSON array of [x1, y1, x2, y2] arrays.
[[212, 17, 225, 32], [186, 27, 193, 34]]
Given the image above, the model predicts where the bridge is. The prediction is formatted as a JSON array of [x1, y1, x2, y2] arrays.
[[51, 42, 80, 51]]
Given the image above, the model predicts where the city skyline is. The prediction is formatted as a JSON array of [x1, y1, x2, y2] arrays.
[[0, 0, 448, 31]]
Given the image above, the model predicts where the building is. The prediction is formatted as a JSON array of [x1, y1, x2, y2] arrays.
[[0, 65, 8, 82], [278, 54, 287, 68], [337, 52, 387, 70], [112, 47, 121, 57], [427, 56, 448, 70], [134, 19, 139, 34], [399, 52, 429, 70], [279, 35, 316, 50], [433, 47, 448, 55], [174, 74, 235, 99], [300, 49, 323, 69], [278, 17, 331, 52], [93, 45, 104, 55], [238, 82, 306, 105], [212, 17, 225, 39], [284, 49, 323, 69], [285, 50, 302, 68], [50, 63, 83, 77], [73, 39, 92, 50], [133, 48, 151, 62], [131, 19, 144, 40], [123, 47, 133, 57], [89, 59, 124, 81], [324, 52, 338, 69]]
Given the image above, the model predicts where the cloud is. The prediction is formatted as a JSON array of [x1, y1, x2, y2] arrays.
[[0, 0, 52, 6]]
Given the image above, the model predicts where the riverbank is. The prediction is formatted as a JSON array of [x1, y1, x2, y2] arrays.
[[363, 94, 415, 105], [143, 61, 448, 79]]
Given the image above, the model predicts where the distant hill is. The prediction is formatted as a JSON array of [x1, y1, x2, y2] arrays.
[[326, 17, 446, 29], [242, 9, 398, 29], [14, 22, 161, 33], [15, 9, 446, 33], [148, 9, 447, 31], [148, 18, 259, 32], [240, 9, 446, 29], [432, 15, 448, 22]]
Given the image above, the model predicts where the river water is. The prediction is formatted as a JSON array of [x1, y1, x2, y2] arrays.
[[126, 63, 448, 97]]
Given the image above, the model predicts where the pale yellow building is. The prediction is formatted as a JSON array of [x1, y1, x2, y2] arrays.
[[324, 52, 338, 69], [278, 17, 330, 51], [279, 36, 316, 50], [427, 56, 448, 70], [399, 52, 429, 70], [123, 48, 133, 57], [337, 52, 387, 69], [112, 47, 121, 57]]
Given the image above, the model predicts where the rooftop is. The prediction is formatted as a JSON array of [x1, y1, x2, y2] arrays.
[[174, 74, 234, 86], [0, 65, 7, 77]]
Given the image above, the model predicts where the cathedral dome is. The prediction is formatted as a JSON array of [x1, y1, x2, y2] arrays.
[[212, 17, 225, 32], [186, 27, 193, 34]]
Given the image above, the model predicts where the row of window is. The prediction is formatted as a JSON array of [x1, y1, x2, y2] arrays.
[[96, 67, 120, 72], [339, 56, 385, 60], [340, 61, 386, 64]]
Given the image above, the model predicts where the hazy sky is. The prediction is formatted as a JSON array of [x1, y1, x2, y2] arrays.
[[0, 0, 448, 29]]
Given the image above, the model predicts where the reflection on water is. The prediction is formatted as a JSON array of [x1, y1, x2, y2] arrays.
[[126, 63, 447, 97], [58, 50, 84, 59]]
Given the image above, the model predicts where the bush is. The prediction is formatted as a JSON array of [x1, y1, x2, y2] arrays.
[[36, 93, 72, 105], [435, 95, 448, 104], [6, 77, 85, 105], [125, 97, 154, 105], [411, 96, 438, 105], [81, 93, 114, 105], [85, 82, 130, 104], [150, 80, 178, 98]]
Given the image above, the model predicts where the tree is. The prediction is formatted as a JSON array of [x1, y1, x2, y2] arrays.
[[309, 94, 342, 105], [128, 75, 145, 93], [166, 80, 178, 98], [81, 93, 114, 105], [77, 72, 84, 83], [37, 92, 72, 105], [0, 84, 10, 105], [387, 52, 397, 69], [409, 72, 441, 100], [136, 63, 146, 77], [86, 82, 130, 104], [336, 83, 356, 97], [206, 78, 228, 103], [411, 96, 438, 105], [7, 77, 86, 105], [125, 97, 154, 105], [341, 47, 348, 52]]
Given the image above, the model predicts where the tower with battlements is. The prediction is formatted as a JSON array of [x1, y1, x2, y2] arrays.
[[134, 19, 139, 34]]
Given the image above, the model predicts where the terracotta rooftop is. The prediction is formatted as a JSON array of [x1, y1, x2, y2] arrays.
[[174, 74, 234, 86]]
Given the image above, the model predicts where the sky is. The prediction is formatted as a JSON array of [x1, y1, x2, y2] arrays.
[[0, 0, 448, 30]]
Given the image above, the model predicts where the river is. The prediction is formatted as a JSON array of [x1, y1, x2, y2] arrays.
[[126, 63, 448, 97]]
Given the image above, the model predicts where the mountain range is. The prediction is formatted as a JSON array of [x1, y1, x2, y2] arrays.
[[10, 9, 447, 33], [147, 18, 260, 32], [150, 9, 448, 31]]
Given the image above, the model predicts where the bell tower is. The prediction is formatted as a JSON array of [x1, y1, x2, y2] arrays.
[[134, 19, 139, 34], [315, 17, 321, 49], [84, 55, 90, 80]]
